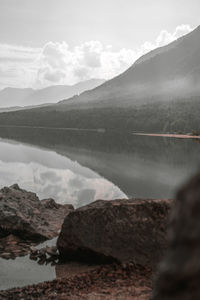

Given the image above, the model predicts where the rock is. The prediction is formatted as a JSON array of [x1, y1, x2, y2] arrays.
[[38, 257, 46, 265], [28, 246, 59, 264], [29, 253, 38, 261], [46, 246, 58, 256], [41, 198, 73, 211], [57, 198, 172, 266], [0, 234, 32, 258], [37, 247, 47, 259], [30, 246, 38, 255], [0, 184, 74, 242], [10, 184, 21, 190], [153, 174, 200, 300], [1, 252, 12, 259]]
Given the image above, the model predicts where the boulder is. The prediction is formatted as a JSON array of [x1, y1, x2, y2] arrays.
[[0, 184, 74, 242], [153, 174, 200, 300], [57, 198, 173, 266]]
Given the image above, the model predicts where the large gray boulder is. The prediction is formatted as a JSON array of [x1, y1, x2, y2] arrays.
[[0, 184, 73, 242], [153, 174, 200, 300], [57, 198, 173, 266]]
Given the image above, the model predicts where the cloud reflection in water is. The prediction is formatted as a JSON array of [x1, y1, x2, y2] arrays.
[[0, 139, 127, 208]]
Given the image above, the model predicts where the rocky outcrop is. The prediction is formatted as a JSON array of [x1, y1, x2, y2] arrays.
[[0, 184, 74, 243], [57, 198, 173, 266], [153, 174, 200, 300]]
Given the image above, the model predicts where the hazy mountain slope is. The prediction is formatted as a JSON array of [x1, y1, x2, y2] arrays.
[[57, 25, 200, 109], [0, 27, 200, 133], [0, 79, 105, 108], [0, 88, 34, 108]]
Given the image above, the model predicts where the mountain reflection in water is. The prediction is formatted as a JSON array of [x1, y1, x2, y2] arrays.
[[0, 127, 199, 206]]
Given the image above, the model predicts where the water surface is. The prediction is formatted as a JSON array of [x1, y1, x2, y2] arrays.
[[0, 137, 126, 208], [0, 127, 199, 201], [0, 127, 200, 290]]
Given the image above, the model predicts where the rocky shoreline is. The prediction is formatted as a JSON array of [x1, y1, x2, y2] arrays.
[[0, 263, 153, 300], [0, 184, 73, 259], [0, 184, 173, 299], [1, 174, 199, 299]]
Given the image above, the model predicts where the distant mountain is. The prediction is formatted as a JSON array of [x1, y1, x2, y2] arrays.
[[0, 79, 105, 109], [57, 25, 200, 109], [0, 26, 200, 133]]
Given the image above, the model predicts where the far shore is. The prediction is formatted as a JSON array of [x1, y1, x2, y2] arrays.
[[133, 133, 200, 139]]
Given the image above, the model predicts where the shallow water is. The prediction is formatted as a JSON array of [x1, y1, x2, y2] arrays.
[[0, 255, 55, 290]]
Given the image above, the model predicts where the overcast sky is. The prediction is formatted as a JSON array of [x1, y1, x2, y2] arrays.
[[0, 0, 199, 89]]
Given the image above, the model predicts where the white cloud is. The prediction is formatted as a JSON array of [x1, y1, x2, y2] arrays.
[[0, 24, 194, 89], [135, 24, 194, 57], [35, 40, 136, 87], [0, 44, 40, 89]]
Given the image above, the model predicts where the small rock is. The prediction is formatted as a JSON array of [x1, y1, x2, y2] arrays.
[[46, 246, 58, 256], [30, 246, 38, 255], [10, 184, 20, 190], [29, 254, 38, 261]]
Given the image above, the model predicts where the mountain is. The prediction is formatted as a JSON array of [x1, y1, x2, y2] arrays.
[[57, 25, 200, 110], [0, 79, 105, 109], [0, 26, 200, 133]]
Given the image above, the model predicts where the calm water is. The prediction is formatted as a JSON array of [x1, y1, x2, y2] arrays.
[[0, 127, 200, 203], [0, 127, 200, 289], [0, 138, 126, 208]]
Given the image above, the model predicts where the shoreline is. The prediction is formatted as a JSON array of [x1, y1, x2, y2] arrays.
[[133, 133, 200, 139], [0, 263, 152, 300], [0, 185, 171, 299]]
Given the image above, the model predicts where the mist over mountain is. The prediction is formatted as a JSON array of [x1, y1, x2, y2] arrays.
[[0, 79, 105, 109], [0, 26, 200, 133], [57, 25, 200, 110]]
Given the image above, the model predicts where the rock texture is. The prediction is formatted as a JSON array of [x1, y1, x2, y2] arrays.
[[0, 234, 33, 258], [57, 198, 173, 266], [153, 174, 200, 300], [0, 184, 73, 241]]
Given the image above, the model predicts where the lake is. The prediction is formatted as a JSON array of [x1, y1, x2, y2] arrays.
[[0, 127, 200, 204], [0, 136, 126, 208], [0, 127, 200, 289]]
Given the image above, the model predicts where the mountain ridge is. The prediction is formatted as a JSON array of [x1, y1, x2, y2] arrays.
[[0, 78, 105, 109], [57, 25, 200, 109]]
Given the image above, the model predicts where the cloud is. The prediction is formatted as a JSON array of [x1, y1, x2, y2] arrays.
[[156, 24, 193, 47], [0, 24, 194, 89], [0, 43, 40, 89], [135, 24, 194, 58], [35, 40, 136, 87]]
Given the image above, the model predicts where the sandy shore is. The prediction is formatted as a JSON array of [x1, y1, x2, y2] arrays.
[[133, 133, 200, 139]]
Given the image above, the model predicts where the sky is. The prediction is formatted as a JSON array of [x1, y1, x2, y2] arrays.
[[0, 0, 199, 90]]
